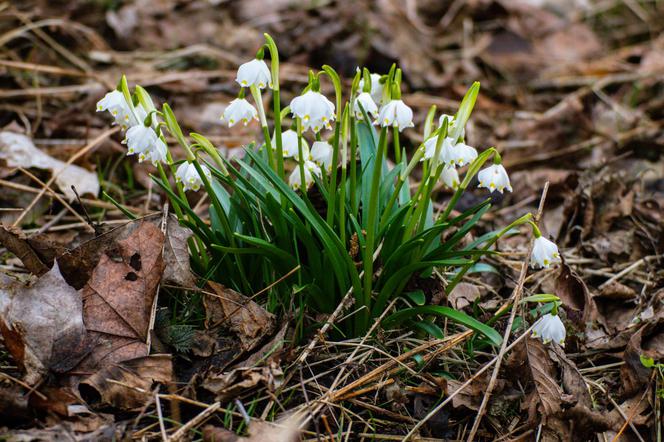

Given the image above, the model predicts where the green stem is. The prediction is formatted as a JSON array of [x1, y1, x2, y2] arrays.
[[296, 118, 306, 193], [250, 85, 274, 170], [361, 127, 388, 331], [349, 117, 358, 217], [393, 126, 401, 164]]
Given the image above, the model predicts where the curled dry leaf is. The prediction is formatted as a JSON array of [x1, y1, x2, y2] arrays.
[[162, 214, 196, 287], [204, 281, 276, 352], [620, 316, 664, 397], [0, 225, 51, 276], [76, 221, 165, 371], [203, 413, 302, 442], [202, 362, 284, 403], [79, 354, 172, 410], [0, 262, 90, 385], [447, 282, 481, 310], [0, 132, 99, 201]]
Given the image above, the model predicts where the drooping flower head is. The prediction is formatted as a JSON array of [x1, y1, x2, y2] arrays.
[[221, 97, 258, 127], [236, 58, 272, 89], [310, 141, 333, 173], [175, 162, 211, 192], [531, 236, 561, 268], [532, 313, 566, 346], [288, 160, 321, 190], [139, 138, 168, 166], [124, 125, 157, 156], [358, 72, 384, 105], [477, 163, 512, 193], [290, 90, 336, 133], [353, 92, 378, 121], [97, 90, 133, 129], [377, 99, 414, 131], [273, 129, 308, 159], [440, 165, 460, 189], [440, 139, 478, 168]]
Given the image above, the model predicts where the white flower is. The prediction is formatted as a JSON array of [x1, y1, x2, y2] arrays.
[[358, 73, 384, 104], [531, 236, 561, 268], [290, 91, 336, 133], [124, 125, 157, 156], [236, 59, 272, 89], [175, 162, 211, 192], [477, 163, 512, 193], [532, 313, 566, 346], [138, 138, 168, 166], [377, 100, 414, 131], [310, 141, 333, 173], [97, 90, 131, 128], [422, 135, 446, 161], [353, 92, 378, 120], [221, 98, 257, 127], [440, 165, 460, 189], [288, 160, 321, 190], [273, 129, 309, 159], [442, 140, 478, 168], [438, 113, 465, 138]]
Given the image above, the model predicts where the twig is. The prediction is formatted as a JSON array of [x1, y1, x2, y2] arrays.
[[465, 182, 549, 442], [155, 393, 168, 442], [168, 401, 220, 442]]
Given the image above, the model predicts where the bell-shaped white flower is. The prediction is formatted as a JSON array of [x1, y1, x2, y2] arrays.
[[422, 135, 448, 161], [97, 90, 132, 128], [438, 113, 465, 138], [441, 140, 478, 168], [138, 138, 168, 166], [273, 129, 309, 159], [353, 92, 378, 120], [290, 91, 336, 133], [477, 163, 512, 193], [288, 160, 321, 190], [222, 98, 257, 127], [358, 73, 384, 105], [175, 162, 211, 192], [236, 59, 272, 89], [531, 236, 561, 268], [124, 125, 157, 156], [532, 313, 566, 346], [310, 141, 333, 173], [377, 100, 414, 131], [440, 165, 460, 189]]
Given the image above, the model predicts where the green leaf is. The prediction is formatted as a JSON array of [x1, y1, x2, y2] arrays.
[[403, 290, 425, 306], [640, 355, 655, 368], [413, 320, 444, 339], [521, 294, 560, 304], [384, 306, 502, 346]]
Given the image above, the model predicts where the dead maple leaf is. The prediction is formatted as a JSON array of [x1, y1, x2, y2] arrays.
[[204, 281, 276, 352], [0, 262, 91, 385], [79, 354, 172, 410], [76, 221, 165, 371]]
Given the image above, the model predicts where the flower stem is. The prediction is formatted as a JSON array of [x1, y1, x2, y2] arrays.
[[250, 85, 275, 170], [393, 126, 401, 164]]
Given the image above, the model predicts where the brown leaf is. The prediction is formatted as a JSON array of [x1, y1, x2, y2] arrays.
[[203, 415, 301, 442], [79, 354, 172, 410], [162, 215, 196, 287], [0, 225, 50, 275], [0, 262, 90, 384], [205, 281, 276, 352], [76, 221, 164, 371], [202, 362, 283, 403], [448, 282, 481, 310], [555, 261, 595, 326], [524, 337, 563, 416], [620, 318, 664, 397]]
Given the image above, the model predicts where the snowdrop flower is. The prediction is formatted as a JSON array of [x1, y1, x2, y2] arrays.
[[221, 98, 257, 127], [353, 92, 378, 120], [124, 125, 157, 156], [422, 135, 448, 161], [290, 90, 336, 133], [97, 90, 132, 128], [477, 163, 512, 193], [441, 141, 478, 168], [175, 162, 211, 192], [310, 141, 334, 173], [138, 138, 168, 166], [273, 129, 308, 159], [440, 165, 460, 189], [531, 236, 561, 268], [288, 160, 321, 190], [438, 113, 465, 138], [236, 59, 272, 89], [532, 313, 566, 346], [377, 99, 414, 131], [358, 73, 384, 104]]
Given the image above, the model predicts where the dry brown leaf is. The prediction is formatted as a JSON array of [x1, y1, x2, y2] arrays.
[[205, 281, 276, 352], [162, 215, 196, 287], [524, 337, 563, 416], [79, 354, 172, 410], [202, 362, 283, 403], [203, 415, 301, 442], [76, 221, 164, 371], [0, 262, 90, 384], [0, 225, 50, 276], [448, 282, 481, 310], [620, 318, 664, 397]]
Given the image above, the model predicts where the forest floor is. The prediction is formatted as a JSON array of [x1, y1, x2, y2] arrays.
[[1, 0, 663, 441]]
